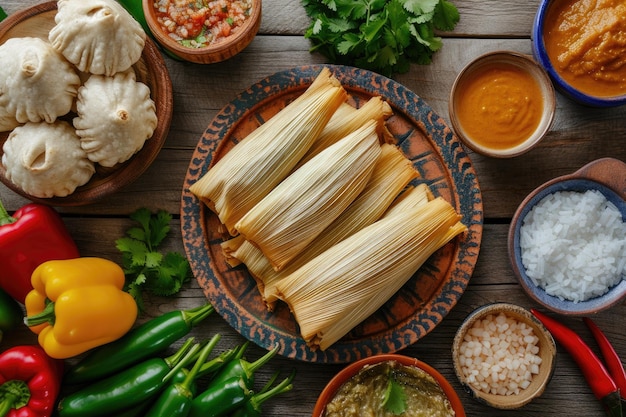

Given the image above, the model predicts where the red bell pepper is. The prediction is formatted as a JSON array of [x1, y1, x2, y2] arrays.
[[0, 200, 79, 304], [0, 345, 63, 417]]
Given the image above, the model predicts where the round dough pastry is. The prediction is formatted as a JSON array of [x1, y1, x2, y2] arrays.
[[0, 37, 80, 124], [2, 121, 96, 198], [0, 107, 20, 133], [49, 0, 146, 76], [74, 70, 157, 167]]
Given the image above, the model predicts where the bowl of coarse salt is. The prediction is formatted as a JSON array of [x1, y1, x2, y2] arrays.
[[452, 303, 557, 409], [508, 158, 626, 316]]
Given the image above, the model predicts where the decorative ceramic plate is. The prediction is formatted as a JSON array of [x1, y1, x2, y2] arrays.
[[181, 65, 483, 363]]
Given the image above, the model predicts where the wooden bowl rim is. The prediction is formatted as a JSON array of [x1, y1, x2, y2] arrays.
[[142, 0, 262, 64], [0, 1, 173, 206], [451, 302, 557, 409]]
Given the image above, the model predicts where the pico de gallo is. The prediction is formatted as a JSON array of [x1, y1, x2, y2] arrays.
[[152, 0, 253, 48]]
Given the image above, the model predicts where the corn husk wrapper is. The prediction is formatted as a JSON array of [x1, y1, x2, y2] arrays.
[[294, 96, 394, 169], [189, 67, 348, 235], [235, 119, 382, 272], [383, 183, 434, 218], [258, 143, 420, 308], [275, 197, 467, 350], [226, 169, 429, 310]]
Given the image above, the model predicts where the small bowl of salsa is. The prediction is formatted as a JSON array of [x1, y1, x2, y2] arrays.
[[532, 0, 626, 107], [312, 354, 465, 417], [143, 0, 262, 64], [448, 51, 556, 158]]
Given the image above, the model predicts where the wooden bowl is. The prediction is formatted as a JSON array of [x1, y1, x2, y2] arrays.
[[312, 354, 466, 417], [452, 303, 557, 409], [0, 1, 173, 206], [508, 158, 626, 315], [143, 0, 261, 64], [449, 51, 555, 158]]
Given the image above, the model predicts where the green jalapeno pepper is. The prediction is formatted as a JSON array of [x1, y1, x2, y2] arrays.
[[0, 288, 22, 344], [57, 338, 200, 417], [211, 344, 279, 389], [145, 334, 220, 417], [65, 303, 214, 385], [188, 375, 254, 417], [231, 370, 296, 417]]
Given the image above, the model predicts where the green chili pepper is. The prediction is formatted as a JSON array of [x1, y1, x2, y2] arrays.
[[65, 303, 214, 385], [145, 334, 221, 417], [231, 370, 296, 417], [211, 344, 279, 389], [0, 6, 7, 22], [188, 375, 254, 417], [0, 288, 22, 344], [115, 400, 153, 417], [57, 338, 200, 417]]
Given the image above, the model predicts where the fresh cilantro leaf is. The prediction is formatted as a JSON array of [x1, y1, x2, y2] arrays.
[[382, 371, 407, 415], [401, 0, 438, 15], [433, 0, 460, 31], [302, 0, 459, 76], [115, 208, 191, 310]]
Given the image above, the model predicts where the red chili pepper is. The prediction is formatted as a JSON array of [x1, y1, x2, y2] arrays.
[[532, 309, 623, 417], [0, 345, 64, 417], [584, 317, 626, 399], [0, 200, 79, 304]]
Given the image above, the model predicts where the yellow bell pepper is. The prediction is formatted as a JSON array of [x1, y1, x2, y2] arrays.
[[24, 257, 138, 359]]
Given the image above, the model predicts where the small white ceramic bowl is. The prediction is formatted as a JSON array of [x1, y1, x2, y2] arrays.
[[508, 158, 626, 316], [452, 303, 557, 409], [449, 51, 556, 158]]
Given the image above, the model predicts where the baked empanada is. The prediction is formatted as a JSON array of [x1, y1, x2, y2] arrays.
[[2, 121, 95, 198], [0, 37, 80, 124], [49, 0, 146, 76], [74, 70, 157, 167]]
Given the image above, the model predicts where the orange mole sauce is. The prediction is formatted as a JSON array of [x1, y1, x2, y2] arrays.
[[543, 0, 626, 97], [455, 63, 544, 151]]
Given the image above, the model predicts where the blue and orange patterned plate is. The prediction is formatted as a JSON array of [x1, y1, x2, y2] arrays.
[[181, 65, 483, 363]]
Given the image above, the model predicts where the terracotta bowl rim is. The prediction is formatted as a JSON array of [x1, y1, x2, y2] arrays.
[[312, 353, 466, 417]]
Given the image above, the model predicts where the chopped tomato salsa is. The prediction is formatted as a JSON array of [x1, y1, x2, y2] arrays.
[[153, 0, 252, 48]]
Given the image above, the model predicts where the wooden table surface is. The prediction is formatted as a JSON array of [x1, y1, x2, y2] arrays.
[[2, 1, 625, 416]]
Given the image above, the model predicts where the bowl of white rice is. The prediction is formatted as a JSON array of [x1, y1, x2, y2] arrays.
[[508, 158, 626, 315], [452, 303, 557, 409]]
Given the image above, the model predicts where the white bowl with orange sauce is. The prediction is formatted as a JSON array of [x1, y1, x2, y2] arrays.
[[532, 0, 626, 107], [448, 51, 556, 158]]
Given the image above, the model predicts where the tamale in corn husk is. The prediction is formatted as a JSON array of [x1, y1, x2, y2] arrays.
[[235, 119, 382, 272], [275, 197, 467, 350], [259, 143, 420, 308], [383, 183, 434, 218], [189, 67, 348, 235], [293, 96, 394, 170]]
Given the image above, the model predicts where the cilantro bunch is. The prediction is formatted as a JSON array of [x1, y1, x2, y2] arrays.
[[303, 0, 460, 77], [116, 208, 192, 311]]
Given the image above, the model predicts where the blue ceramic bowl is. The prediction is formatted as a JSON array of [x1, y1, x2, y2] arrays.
[[508, 159, 626, 315], [531, 0, 626, 107]]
